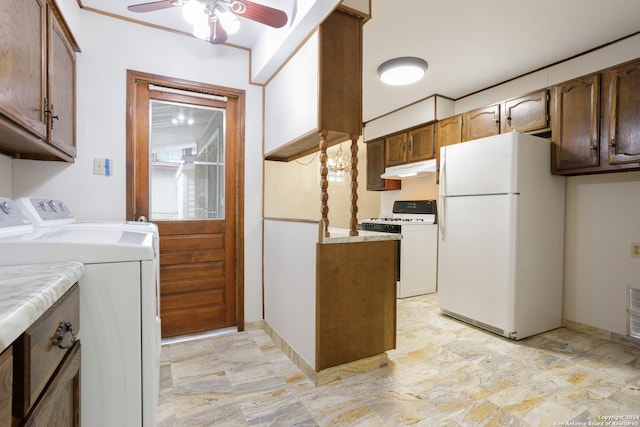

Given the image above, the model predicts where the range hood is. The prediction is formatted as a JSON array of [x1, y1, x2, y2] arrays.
[[380, 159, 437, 179]]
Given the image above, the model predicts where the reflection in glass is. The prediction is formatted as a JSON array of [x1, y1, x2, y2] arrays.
[[149, 100, 225, 220]]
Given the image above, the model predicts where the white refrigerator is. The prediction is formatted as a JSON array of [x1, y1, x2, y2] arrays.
[[437, 132, 565, 340]]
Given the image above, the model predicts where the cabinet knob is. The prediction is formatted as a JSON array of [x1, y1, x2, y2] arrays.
[[590, 140, 598, 157], [609, 137, 616, 155], [53, 321, 77, 349]]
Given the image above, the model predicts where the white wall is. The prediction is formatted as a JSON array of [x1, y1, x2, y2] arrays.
[[0, 154, 11, 197], [264, 138, 380, 227], [454, 34, 640, 337], [263, 219, 317, 367], [10, 3, 265, 322]]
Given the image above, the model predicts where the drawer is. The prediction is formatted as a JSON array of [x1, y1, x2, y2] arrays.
[[13, 285, 79, 419]]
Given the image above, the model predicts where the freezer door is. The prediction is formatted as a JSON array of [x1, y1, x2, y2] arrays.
[[437, 194, 518, 336], [440, 132, 519, 196]]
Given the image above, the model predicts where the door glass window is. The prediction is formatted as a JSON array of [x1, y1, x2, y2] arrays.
[[149, 100, 225, 220]]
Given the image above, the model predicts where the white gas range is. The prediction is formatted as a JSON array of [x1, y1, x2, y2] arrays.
[[359, 200, 438, 298]]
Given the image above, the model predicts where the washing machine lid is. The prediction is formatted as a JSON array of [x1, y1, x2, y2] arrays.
[[0, 227, 155, 265]]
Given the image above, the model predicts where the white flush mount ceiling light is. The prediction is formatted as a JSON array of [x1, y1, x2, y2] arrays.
[[377, 57, 428, 86]]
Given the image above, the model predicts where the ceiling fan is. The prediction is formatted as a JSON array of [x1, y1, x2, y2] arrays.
[[127, 0, 288, 44]]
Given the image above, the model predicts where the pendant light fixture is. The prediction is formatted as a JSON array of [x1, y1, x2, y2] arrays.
[[377, 57, 428, 86]]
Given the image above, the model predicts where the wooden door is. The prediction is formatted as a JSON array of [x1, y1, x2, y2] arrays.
[[408, 124, 435, 162], [463, 104, 500, 141], [127, 71, 244, 338], [503, 89, 549, 133], [0, 0, 47, 139], [365, 138, 400, 191], [385, 133, 407, 166], [47, 5, 76, 157], [608, 60, 640, 165], [551, 74, 600, 173]]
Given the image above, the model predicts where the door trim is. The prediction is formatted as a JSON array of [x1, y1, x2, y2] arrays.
[[125, 69, 245, 331]]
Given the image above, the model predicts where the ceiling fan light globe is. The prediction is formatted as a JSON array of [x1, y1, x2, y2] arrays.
[[182, 0, 205, 25], [192, 16, 210, 40], [218, 10, 240, 34]]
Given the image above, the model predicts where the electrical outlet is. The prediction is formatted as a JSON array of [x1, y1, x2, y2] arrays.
[[632, 243, 640, 259]]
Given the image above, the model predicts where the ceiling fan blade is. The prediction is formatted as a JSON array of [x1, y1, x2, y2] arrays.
[[127, 0, 178, 13], [209, 20, 228, 44], [237, 0, 288, 28]]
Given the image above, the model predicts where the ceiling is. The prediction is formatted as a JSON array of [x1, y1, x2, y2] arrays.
[[79, 0, 640, 123]]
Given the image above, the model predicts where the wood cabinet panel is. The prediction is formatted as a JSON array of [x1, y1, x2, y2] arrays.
[[551, 74, 600, 173], [0, 348, 11, 426], [316, 240, 397, 370], [503, 89, 549, 133], [607, 60, 640, 165], [463, 104, 500, 141], [47, 7, 76, 157], [0, 0, 47, 139], [436, 115, 462, 148], [0, 0, 78, 161], [408, 124, 435, 162], [365, 138, 400, 191], [22, 343, 80, 427], [14, 285, 79, 418], [385, 133, 407, 166]]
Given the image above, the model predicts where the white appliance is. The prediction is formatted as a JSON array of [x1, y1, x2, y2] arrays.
[[437, 132, 565, 340], [359, 200, 438, 298], [16, 196, 158, 236], [380, 158, 437, 179], [0, 198, 160, 427]]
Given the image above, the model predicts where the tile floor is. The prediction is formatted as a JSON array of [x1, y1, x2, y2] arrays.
[[157, 294, 640, 426]]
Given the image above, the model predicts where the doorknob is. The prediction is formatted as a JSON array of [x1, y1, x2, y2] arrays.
[[137, 216, 148, 222]]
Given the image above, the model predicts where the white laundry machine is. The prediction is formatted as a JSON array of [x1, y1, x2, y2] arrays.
[[0, 198, 160, 427]]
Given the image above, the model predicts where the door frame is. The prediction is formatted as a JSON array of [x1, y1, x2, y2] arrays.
[[125, 69, 245, 331]]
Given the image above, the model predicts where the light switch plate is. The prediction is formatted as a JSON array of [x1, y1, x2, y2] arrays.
[[93, 158, 112, 176]]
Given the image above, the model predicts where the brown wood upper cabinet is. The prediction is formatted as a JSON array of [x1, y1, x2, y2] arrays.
[[462, 104, 500, 141], [0, 0, 78, 161], [365, 138, 400, 191], [384, 123, 435, 167], [436, 115, 463, 149], [264, 9, 362, 161], [503, 89, 549, 133], [607, 60, 640, 165], [551, 73, 601, 173]]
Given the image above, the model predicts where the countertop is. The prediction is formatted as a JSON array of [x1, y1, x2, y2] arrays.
[[321, 227, 402, 244], [0, 261, 84, 353]]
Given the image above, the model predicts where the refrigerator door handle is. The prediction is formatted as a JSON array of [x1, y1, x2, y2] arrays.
[[439, 149, 446, 238]]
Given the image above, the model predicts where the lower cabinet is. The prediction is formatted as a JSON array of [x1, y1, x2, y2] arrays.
[[0, 348, 12, 426], [21, 344, 80, 427], [12, 285, 80, 427]]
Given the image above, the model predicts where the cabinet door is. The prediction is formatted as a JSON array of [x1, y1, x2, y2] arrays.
[[385, 133, 407, 166], [47, 5, 76, 157], [608, 60, 640, 165], [0, 0, 47, 139], [436, 115, 462, 149], [408, 124, 435, 162], [463, 104, 500, 141], [23, 343, 80, 427], [552, 74, 600, 173], [0, 348, 11, 426], [503, 89, 549, 133], [366, 139, 400, 191]]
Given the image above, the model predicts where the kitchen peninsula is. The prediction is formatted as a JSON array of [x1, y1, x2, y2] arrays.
[[263, 219, 399, 385]]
